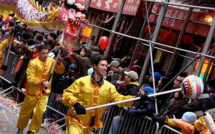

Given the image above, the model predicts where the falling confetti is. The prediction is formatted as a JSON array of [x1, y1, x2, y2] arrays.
[[0, 95, 65, 134]]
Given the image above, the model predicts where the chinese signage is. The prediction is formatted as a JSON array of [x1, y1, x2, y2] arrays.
[[81, 26, 92, 38], [149, 3, 214, 37], [75, 0, 141, 16]]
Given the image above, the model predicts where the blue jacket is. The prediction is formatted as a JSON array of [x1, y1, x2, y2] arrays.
[[129, 100, 155, 116]]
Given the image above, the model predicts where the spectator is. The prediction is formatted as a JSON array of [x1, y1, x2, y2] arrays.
[[111, 68, 125, 91], [158, 73, 187, 111], [70, 46, 92, 77], [35, 34, 43, 44], [120, 70, 139, 96], [47, 32, 57, 40], [149, 72, 161, 88], [206, 79, 215, 94], [109, 86, 155, 134], [121, 55, 131, 68], [165, 112, 196, 134], [157, 76, 173, 109], [108, 60, 120, 82], [152, 91, 189, 124], [128, 86, 155, 116], [88, 35, 95, 46]]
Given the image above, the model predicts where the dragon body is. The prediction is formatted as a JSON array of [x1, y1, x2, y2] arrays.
[[0, 0, 88, 49]]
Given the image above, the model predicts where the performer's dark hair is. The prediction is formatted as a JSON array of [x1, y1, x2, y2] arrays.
[[93, 55, 107, 66], [38, 44, 48, 52]]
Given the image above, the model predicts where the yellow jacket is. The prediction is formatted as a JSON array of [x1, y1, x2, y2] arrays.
[[0, 36, 12, 74], [26, 57, 65, 97], [62, 75, 135, 129]]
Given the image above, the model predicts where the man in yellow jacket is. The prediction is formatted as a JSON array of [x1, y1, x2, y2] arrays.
[[0, 35, 14, 74], [62, 56, 135, 134], [16, 45, 65, 134]]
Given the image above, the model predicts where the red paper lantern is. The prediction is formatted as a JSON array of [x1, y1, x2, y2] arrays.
[[144, 26, 151, 34], [163, 31, 175, 43], [6, 16, 14, 25], [99, 36, 109, 50], [183, 35, 193, 44], [201, 42, 212, 49]]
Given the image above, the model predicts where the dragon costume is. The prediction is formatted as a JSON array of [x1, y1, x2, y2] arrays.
[[0, 0, 89, 49]]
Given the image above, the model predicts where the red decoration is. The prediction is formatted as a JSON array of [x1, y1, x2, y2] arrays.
[[144, 26, 151, 34], [163, 31, 175, 43], [182, 35, 193, 44], [99, 36, 109, 50], [201, 42, 212, 49], [6, 16, 14, 25]]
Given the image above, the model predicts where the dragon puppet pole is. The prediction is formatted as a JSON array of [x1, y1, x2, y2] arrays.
[[4, 19, 17, 65], [74, 88, 182, 113], [45, 49, 62, 90]]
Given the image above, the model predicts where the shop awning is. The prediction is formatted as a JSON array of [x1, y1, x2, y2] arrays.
[[148, 0, 215, 37]]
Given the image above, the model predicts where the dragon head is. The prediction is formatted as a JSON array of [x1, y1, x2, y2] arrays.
[[58, 0, 89, 50], [58, 0, 89, 38]]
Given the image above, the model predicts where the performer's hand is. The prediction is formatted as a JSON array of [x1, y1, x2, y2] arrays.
[[42, 81, 50, 88], [74, 102, 86, 115], [0, 65, 8, 71]]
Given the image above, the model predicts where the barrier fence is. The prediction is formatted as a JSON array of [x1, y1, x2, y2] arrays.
[[159, 125, 182, 134]]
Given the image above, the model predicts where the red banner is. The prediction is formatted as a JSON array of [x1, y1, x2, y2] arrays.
[[75, 0, 141, 16], [149, 3, 215, 37]]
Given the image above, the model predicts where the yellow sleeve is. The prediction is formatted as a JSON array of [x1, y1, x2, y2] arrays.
[[110, 86, 135, 107], [54, 62, 65, 74], [26, 61, 41, 85], [0, 35, 12, 49], [165, 118, 178, 127], [61, 80, 80, 106]]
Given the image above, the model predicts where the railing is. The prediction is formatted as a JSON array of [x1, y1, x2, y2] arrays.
[[159, 125, 182, 134], [91, 105, 159, 134]]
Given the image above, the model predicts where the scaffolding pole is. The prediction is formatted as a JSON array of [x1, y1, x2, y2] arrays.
[[130, 2, 154, 66], [104, 0, 126, 57], [195, 16, 215, 76], [89, 22, 215, 60], [138, 0, 169, 85], [203, 42, 215, 82], [166, 0, 196, 74]]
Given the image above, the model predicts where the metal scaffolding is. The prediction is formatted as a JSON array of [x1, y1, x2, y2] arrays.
[[86, 0, 215, 82]]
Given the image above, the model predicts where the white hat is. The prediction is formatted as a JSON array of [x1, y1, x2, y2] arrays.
[[124, 71, 138, 81]]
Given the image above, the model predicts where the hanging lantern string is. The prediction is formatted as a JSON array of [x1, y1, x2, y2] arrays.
[[145, 1, 164, 40]]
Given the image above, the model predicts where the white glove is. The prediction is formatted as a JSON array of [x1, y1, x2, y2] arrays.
[[123, 107, 129, 111], [170, 115, 177, 123]]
